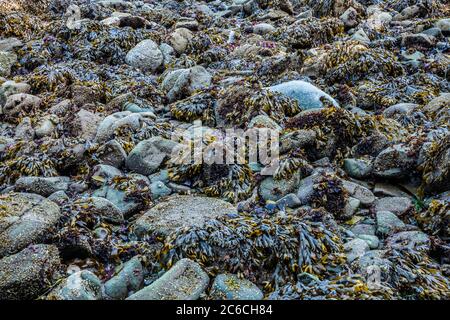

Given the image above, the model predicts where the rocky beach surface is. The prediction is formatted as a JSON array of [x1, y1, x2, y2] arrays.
[[0, 0, 449, 300]]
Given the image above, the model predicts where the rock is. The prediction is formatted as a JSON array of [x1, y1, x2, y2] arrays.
[[280, 130, 317, 154], [161, 66, 212, 102], [0, 51, 17, 77], [15, 176, 70, 197], [48, 271, 102, 300], [373, 145, 416, 178], [34, 115, 58, 138], [342, 180, 375, 206], [435, 18, 450, 35], [126, 137, 178, 175], [125, 39, 163, 72], [401, 33, 436, 48], [344, 238, 370, 263], [96, 140, 127, 168], [340, 7, 359, 28], [351, 223, 376, 236], [0, 244, 61, 300], [248, 114, 282, 131], [2, 93, 41, 117], [159, 43, 175, 65], [276, 193, 302, 209], [169, 28, 194, 54], [253, 23, 276, 35], [267, 80, 339, 110], [356, 250, 392, 282], [48, 191, 69, 205], [372, 197, 412, 216], [343, 197, 361, 219], [150, 181, 171, 199], [133, 195, 237, 238], [373, 183, 409, 197], [0, 81, 30, 106], [343, 158, 372, 179], [386, 231, 430, 251], [393, 5, 423, 21], [95, 111, 142, 143], [175, 20, 199, 31], [0, 38, 23, 52], [376, 211, 406, 236], [92, 176, 148, 217], [14, 117, 34, 140], [72, 84, 103, 106], [0, 193, 61, 257], [71, 109, 102, 141], [259, 173, 302, 202], [91, 164, 123, 185], [76, 197, 124, 223], [357, 234, 379, 249], [351, 29, 370, 43], [210, 274, 263, 300], [104, 256, 144, 299], [383, 103, 418, 118], [422, 28, 442, 38], [127, 258, 209, 300]]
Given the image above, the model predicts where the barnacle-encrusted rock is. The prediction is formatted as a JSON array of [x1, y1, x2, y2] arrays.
[[125, 39, 164, 72], [47, 270, 103, 300], [210, 274, 264, 300], [14, 176, 70, 196], [0, 192, 61, 257], [0, 244, 61, 300], [133, 195, 237, 238], [127, 258, 209, 300]]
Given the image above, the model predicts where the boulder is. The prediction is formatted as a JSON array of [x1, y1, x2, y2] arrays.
[[210, 274, 263, 300], [125, 39, 164, 72]]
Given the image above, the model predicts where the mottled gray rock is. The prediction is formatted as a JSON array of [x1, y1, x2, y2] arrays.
[[125, 39, 163, 72], [96, 139, 127, 168], [386, 231, 430, 251], [169, 28, 194, 54], [435, 18, 450, 35], [351, 223, 376, 236], [342, 180, 375, 206], [104, 256, 144, 299], [0, 193, 61, 257], [210, 274, 263, 300], [0, 80, 30, 107], [376, 211, 406, 235], [357, 234, 379, 249], [0, 51, 17, 77], [161, 66, 212, 102], [373, 145, 416, 178], [372, 197, 412, 216], [150, 181, 171, 199], [133, 195, 236, 238], [2, 93, 41, 117], [91, 164, 123, 186], [15, 176, 70, 197], [76, 197, 124, 223], [253, 23, 276, 35], [126, 137, 177, 175], [95, 111, 142, 143], [344, 238, 370, 263], [259, 173, 302, 202], [343, 158, 373, 179], [267, 80, 339, 110], [127, 259, 209, 300], [373, 183, 409, 197], [48, 270, 102, 300], [48, 191, 69, 206], [0, 38, 23, 52], [0, 244, 61, 300], [276, 193, 302, 209], [71, 109, 103, 141], [343, 197, 361, 219]]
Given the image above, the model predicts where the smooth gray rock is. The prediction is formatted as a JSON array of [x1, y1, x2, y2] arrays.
[[357, 234, 380, 249], [342, 180, 375, 206], [150, 181, 171, 199], [104, 256, 144, 299], [267, 80, 339, 110], [127, 259, 209, 300], [0, 193, 61, 257], [95, 111, 142, 143], [96, 140, 127, 168], [344, 158, 373, 179]]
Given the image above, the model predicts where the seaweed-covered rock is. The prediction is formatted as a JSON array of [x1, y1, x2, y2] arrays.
[[210, 274, 263, 300]]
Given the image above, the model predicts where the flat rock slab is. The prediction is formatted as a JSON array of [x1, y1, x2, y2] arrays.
[[127, 258, 209, 300], [0, 193, 61, 257], [133, 195, 237, 238]]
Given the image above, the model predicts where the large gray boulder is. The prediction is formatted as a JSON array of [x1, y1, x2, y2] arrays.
[[127, 258, 209, 300], [133, 195, 237, 238], [0, 244, 61, 300], [0, 193, 61, 257]]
